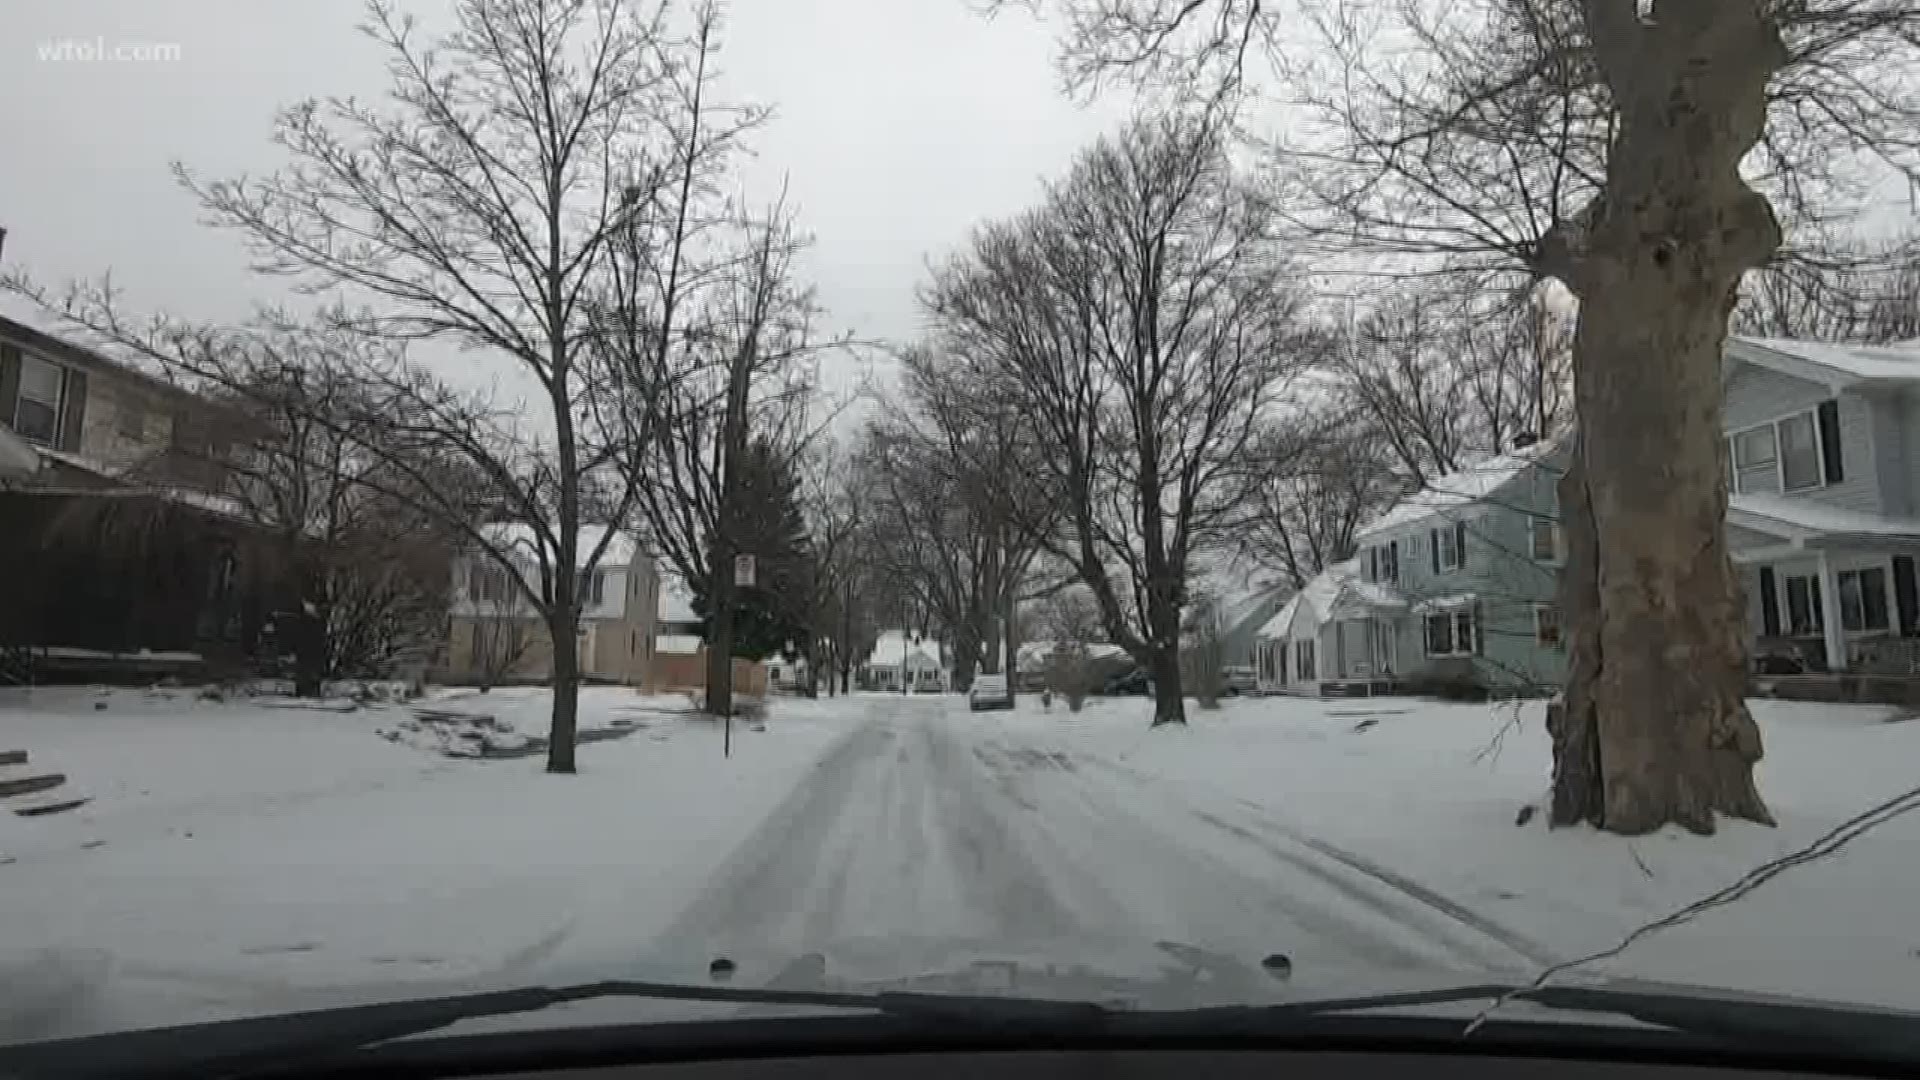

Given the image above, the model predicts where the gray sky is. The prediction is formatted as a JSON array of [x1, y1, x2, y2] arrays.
[[0, 0, 1133, 358]]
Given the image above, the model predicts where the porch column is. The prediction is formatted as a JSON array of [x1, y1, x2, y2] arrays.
[[1817, 550, 1847, 672]]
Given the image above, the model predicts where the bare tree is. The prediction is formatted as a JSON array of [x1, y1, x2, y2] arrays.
[[1040, 588, 1103, 711], [1005, 0, 1920, 833], [149, 0, 771, 772], [924, 116, 1312, 726], [1240, 413, 1400, 589], [616, 206, 835, 719]]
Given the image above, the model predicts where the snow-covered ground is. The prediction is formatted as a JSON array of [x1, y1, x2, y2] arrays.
[[0, 686, 857, 1041], [3, 684, 1918, 1045], [984, 693, 1920, 1011]]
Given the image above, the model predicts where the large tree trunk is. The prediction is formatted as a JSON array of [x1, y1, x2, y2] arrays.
[[1548, 1, 1781, 834], [1002, 587, 1019, 703]]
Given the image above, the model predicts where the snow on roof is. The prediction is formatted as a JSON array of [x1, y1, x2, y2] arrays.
[[1730, 335, 1920, 386], [1255, 558, 1410, 637], [1412, 593, 1478, 613], [1730, 493, 1920, 540], [1355, 442, 1560, 541], [478, 522, 640, 569], [1015, 640, 1129, 667], [656, 634, 702, 656]]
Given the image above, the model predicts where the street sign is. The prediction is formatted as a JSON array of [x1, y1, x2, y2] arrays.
[[733, 553, 756, 587]]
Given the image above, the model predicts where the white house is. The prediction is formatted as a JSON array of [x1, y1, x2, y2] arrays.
[[1253, 558, 1410, 696], [863, 630, 946, 692]]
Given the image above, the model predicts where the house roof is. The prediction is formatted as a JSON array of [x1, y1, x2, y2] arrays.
[[1728, 493, 1920, 545], [1727, 335, 1920, 389], [1355, 440, 1561, 541], [1256, 559, 1408, 639], [478, 522, 641, 569], [0, 298, 241, 418]]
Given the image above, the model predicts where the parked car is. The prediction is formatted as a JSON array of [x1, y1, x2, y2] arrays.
[[1222, 665, 1258, 696], [969, 673, 1013, 712]]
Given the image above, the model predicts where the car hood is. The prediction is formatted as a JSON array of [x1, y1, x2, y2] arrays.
[[0, 935, 1489, 1045]]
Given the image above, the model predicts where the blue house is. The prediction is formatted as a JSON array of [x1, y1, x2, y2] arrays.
[[1255, 439, 1569, 696]]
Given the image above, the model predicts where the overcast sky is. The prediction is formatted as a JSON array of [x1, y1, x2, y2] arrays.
[[0, 0, 1133, 362]]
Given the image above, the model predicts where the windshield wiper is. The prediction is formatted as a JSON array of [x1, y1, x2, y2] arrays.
[[1192, 978, 1920, 1060], [0, 977, 1107, 1080]]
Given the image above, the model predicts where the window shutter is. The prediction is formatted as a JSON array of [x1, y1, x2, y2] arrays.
[[1454, 520, 1468, 568], [1430, 529, 1440, 573], [1817, 399, 1843, 483], [0, 344, 18, 424], [1896, 557, 1919, 637], [57, 368, 87, 452], [1759, 566, 1780, 637]]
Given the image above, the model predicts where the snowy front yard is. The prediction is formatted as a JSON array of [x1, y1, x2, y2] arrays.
[[983, 693, 1920, 1011], [5, 683, 1920, 1045], [0, 686, 855, 1041]]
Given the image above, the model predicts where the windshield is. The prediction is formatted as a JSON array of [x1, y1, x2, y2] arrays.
[[5, 0, 1920, 1062]]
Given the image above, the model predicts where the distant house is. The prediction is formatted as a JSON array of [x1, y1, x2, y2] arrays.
[[0, 305, 282, 677], [863, 631, 946, 692], [1256, 439, 1568, 697], [442, 525, 659, 686], [1722, 337, 1920, 674]]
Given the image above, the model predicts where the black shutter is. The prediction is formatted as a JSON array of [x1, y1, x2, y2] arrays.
[[1430, 529, 1440, 573], [1454, 520, 1468, 568], [1759, 566, 1780, 637], [57, 368, 87, 452], [1818, 399, 1844, 483], [1896, 557, 1919, 637]]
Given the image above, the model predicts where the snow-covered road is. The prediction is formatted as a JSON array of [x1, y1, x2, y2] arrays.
[[661, 697, 1547, 982]]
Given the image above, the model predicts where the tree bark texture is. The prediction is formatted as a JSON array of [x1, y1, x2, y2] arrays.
[[1549, 1, 1780, 833]]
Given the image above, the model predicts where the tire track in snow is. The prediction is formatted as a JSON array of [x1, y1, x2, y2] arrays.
[[659, 698, 1546, 981], [1064, 747, 1556, 970]]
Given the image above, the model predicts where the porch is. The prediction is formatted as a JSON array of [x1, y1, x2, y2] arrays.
[[1729, 496, 1920, 674]]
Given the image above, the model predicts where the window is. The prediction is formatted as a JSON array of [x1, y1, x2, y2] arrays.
[[584, 569, 605, 606], [13, 356, 65, 445], [1839, 567, 1890, 632], [1294, 639, 1315, 681], [1536, 604, 1563, 648], [1778, 413, 1822, 491], [1432, 521, 1467, 572], [1529, 516, 1561, 561], [1785, 574, 1823, 634], [1425, 608, 1476, 658], [1728, 406, 1842, 495]]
